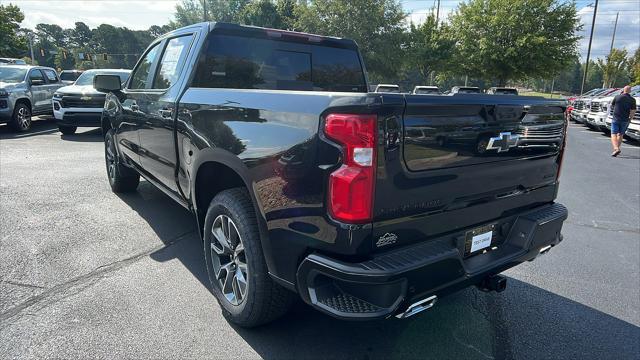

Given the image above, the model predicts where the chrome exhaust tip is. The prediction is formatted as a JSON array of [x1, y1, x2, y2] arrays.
[[395, 295, 437, 319], [539, 245, 552, 255]]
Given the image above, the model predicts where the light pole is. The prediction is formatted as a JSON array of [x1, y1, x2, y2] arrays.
[[28, 34, 35, 65], [203, 0, 208, 22], [580, 0, 599, 95]]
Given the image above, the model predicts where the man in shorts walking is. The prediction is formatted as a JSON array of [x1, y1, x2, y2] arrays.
[[610, 85, 637, 157]]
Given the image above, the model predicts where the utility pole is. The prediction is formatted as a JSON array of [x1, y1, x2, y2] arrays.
[[602, 12, 619, 88], [28, 34, 35, 65], [609, 12, 619, 55], [203, 0, 208, 22], [436, 0, 440, 23], [580, 0, 598, 96]]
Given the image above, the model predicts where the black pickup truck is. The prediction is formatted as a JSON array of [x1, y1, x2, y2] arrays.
[[96, 22, 568, 327]]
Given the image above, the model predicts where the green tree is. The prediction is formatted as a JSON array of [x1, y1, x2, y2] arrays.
[[149, 24, 176, 38], [0, 4, 27, 57], [583, 60, 603, 91], [449, 0, 581, 85], [54, 50, 76, 71], [240, 0, 285, 28], [629, 48, 640, 86], [35, 24, 68, 47], [174, 0, 249, 26], [406, 14, 455, 84], [275, 0, 297, 29], [69, 22, 93, 49], [597, 48, 628, 88], [295, 0, 407, 82]]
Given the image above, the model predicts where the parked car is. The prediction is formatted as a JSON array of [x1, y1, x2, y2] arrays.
[[586, 89, 621, 131], [374, 84, 401, 93], [571, 88, 611, 123], [59, 70, 84, 85], [0, 64, 65, 131], [0, 57, 27, 65], [604, 87, 640, 140], [626, 109, 640, 141], [565, 96, 577, 120], [412, 85, 441, 95], [52, 69, 131, 134], [97, 22, 568, 327], [486, 87, 518, 95], [450, 86, 481, 94]]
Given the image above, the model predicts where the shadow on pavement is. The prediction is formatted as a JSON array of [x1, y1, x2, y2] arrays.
[[114, 180, 639, 360], [115, 181, 208, 289], [0, 117, 57, 139], [60, 127, 103, 142], [233, 279, 639, 360]]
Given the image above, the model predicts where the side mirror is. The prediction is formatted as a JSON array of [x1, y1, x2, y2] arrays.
[[94, 74, 122, 93], [30, 79, 45, 86]]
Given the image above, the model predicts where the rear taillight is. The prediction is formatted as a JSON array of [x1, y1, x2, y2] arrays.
[[324, 113, 377, 223]]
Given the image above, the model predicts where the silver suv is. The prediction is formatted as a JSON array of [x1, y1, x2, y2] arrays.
[[0, 64, 65, 131]]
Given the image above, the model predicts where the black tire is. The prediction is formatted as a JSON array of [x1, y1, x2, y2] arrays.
[[104, 129, 139, 192], [203, 188, 294, 327], [9, 102, 32, 132], [58, 125, 77, 135]]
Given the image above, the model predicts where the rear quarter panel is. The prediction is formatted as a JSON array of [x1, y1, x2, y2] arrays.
[[176, 88, 380, 283]]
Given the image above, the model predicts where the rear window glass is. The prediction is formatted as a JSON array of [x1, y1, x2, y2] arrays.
[[192, 34, 366, 92], [494, 89, 518, 95], [43, 69, 59, 82], [415, 88, 439, 94], [457, 88, 480, 94], [60, 72, 80, 81]]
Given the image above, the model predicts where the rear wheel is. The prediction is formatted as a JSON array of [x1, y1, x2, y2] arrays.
[[204, 188, 294, 327], [104, 129, 139, 192], [58, 125, 77, 135], [10, 102, 32, 132]]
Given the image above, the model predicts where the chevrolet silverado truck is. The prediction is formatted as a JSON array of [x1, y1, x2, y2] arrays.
[[96, 22, 568, 327], [52, 69, 131, 134]]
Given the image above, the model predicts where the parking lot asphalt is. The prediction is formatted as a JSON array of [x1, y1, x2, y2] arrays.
[[1, 117, 638, 360]]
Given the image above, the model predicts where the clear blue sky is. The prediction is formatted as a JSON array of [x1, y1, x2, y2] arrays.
[[6, 0, 639, 60]]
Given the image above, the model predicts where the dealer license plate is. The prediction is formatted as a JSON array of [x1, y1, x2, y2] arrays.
[[464, 224, 495, 256]]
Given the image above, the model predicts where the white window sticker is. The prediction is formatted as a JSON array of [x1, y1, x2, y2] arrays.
[[470, 231, 492, 253]]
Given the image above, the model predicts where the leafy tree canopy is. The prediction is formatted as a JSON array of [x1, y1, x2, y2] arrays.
[[0, 4, 27, 57], [406, 15, 456, 81], [294, 0, 407, 82], [449, 0, 582, 85]]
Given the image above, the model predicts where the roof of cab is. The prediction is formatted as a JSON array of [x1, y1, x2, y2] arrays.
[[158, 22, 359, 50], [0, 64, 55, 71]]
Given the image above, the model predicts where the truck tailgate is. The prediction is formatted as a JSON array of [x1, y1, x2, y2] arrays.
[[371, 94, 567, 250]]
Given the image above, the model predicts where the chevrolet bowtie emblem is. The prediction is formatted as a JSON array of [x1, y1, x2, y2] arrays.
[[80, 96, 92, 101], [487, 132, 519, 152]]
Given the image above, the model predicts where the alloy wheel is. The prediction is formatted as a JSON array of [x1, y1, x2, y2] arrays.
[[17, 107, 31, 130], [105, 136, 116, 181], [210, 214, 248, 306]]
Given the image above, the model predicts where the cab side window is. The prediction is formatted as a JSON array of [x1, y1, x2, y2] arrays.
[[29, 69, 45, 84], [43, 69, 59, 83], [153, 35, 193, 89], [130, 42, 161, 89]]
